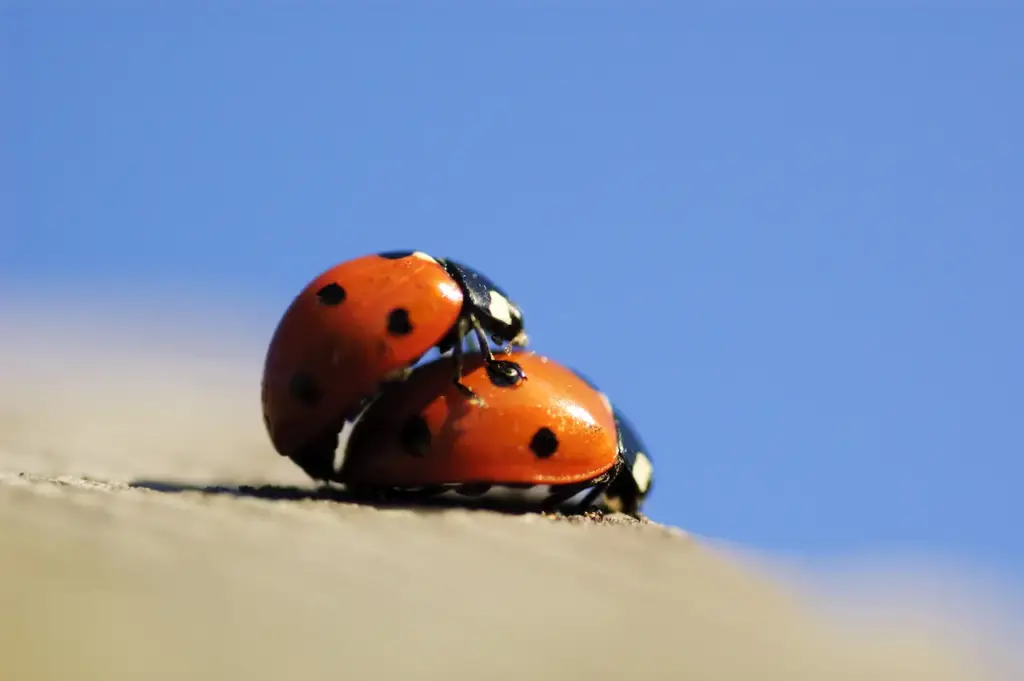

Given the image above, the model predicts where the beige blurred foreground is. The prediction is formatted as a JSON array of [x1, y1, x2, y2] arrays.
[[1, 301, 1020, 681]]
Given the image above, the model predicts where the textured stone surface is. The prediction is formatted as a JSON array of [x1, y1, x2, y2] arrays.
[[0, 305, 1016, 681]]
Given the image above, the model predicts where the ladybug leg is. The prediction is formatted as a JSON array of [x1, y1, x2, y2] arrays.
[[451, 337, 486, 405], [470, 315, 527, 387], [468, 315, 496, 363]]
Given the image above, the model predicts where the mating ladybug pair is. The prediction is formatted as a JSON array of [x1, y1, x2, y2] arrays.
[[260, 250, 654, 515]]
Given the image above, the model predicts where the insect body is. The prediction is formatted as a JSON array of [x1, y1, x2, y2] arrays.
[[336, 350, 639, 513], [260, 251, 526, 481]]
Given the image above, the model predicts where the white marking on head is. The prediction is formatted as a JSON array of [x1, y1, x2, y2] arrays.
[[631, 452, 653, 494], [411, 251, 437, 263], [487, 291, 514, 326]]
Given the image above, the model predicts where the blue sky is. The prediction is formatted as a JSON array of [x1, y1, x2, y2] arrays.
[[4, 5, 1022, 575]]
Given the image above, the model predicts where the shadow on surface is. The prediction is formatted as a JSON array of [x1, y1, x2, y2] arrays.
[[128, 479, 575, 516], [130, 479, 343, 501]]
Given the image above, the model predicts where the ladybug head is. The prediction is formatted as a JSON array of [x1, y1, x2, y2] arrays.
[[604, 409, 654, 515], [564, 364, 654, 515], [438, 257, 528, 350]]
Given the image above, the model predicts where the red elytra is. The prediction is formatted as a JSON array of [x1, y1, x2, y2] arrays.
[[337, 350, 621, 488], [261, 252, 465, 477]]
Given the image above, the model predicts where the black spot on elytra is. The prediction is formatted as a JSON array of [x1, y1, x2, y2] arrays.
[[529, 427, 558, 458], [289, 372, 321, 406], [387, 308, 413, 336], [378, 251, 416, 260], [315, 283, 346, 306], [399, 414, 431, 457], [486, 360, 526, 388]]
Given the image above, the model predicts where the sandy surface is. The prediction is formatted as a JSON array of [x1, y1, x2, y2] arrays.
[[1, 302, 1020, 681]]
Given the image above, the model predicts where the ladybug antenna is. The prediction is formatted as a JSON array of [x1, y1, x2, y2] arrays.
[[499, 329, 529, 354]]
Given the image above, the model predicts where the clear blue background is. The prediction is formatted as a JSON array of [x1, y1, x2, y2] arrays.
[[4, 5, 1021, 574]]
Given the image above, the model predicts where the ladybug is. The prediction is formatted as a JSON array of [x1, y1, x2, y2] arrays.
[[260, 250, 527, 481], [335, 349, 634, 514], [603, 409, 654, 515], [567, 368, 655, 515]]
